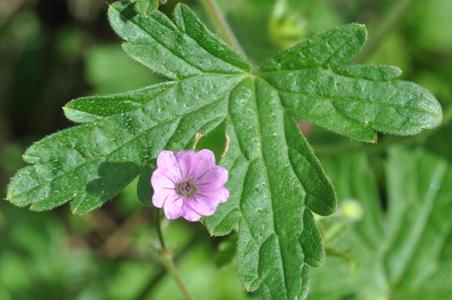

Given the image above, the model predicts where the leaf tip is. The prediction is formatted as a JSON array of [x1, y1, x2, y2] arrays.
[[62, 106, 78, 122], [351, 23, 367, 34], [5, 173, 27, 207], [5, 190, 14, 204], [324, 205, 337, 216], [28, 203, 44, 212], [391, 65, 403, 78], [352, 23, 368, 45], [407, 86, 443, 133], [173, 2, 189, 11], [5, 188, 28, 209], [306, 257, 324, 268], [428, 101, 443, 129], [63, 105, 101, 123]]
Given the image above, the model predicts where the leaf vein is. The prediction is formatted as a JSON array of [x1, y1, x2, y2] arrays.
[[252, 79, 290, 299]]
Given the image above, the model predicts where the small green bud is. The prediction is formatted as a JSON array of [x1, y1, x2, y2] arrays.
[[341, 199, 363, 222]]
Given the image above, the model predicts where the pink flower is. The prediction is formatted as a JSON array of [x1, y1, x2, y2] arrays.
[[151, 150, 229, 222]]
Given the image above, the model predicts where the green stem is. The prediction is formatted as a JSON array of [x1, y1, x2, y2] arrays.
[[353, 0, 416, 63], [199, 0, 247, 59], [154, 211, 194, 300], [155, 210, 166, 250]]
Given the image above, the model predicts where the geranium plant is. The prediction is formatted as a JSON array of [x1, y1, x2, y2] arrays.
[[5, 1, 443, 299]]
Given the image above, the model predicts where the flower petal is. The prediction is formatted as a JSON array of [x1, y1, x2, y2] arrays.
[[151, 169, 176, 190], [163, 195, 184, 220], [196, 149, 216, 164], [156, 150, 181, 180], [175, 150, 197, 180], [196, 166, 228, 190], [152, 187, 177, 208], [187, 195, 218, 216], [199, 187, 230, 204], [191, 149, 216, 178], [181, 205, 202, 222]]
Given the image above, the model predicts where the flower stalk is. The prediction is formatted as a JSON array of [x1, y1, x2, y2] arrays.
[[154, 210, 194, 300]]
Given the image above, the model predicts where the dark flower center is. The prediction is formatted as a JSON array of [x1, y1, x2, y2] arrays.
[[176, 180, 197, 198]]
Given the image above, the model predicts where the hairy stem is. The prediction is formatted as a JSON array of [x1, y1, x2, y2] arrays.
[[199, 0, 247, 59], [135, 234, 201, 300], [354, 0, 415, 63], [154, 211, 194, 300]]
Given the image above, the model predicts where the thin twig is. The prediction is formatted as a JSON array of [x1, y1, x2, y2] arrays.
[[135, 234, 201, 300], [154, 210, 167, 250], [199, 0, 247, 59], [154, 210, 194, 300], [353, 0, 416, 63]]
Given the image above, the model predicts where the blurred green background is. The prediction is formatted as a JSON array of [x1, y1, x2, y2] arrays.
[[1, 0, 451, 299]]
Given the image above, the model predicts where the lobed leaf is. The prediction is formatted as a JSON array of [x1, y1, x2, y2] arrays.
[[260, 24, 368, 71], [260, 24, 441, 142], [108, 2, 250, 79], [8, 74, 241, 214]]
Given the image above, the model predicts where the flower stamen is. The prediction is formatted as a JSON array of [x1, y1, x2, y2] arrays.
[[176, 180, 197, 198]]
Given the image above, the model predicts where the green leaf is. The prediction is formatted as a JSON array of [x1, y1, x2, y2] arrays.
[[9, 73, 237, 214], [6, 2, 443, 299], [260, 24, 442, 142], [215, 235, 237, 268], [309, 147, 452, 300], [194, 121, 228, 162], [134, 0, 159, 16], [136, 164, 154, 205], [260, 23, 368, 70], [64, 82, 173, 123], [108, 2, 250, 79]]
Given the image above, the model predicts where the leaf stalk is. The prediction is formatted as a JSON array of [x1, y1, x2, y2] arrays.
[[154, 210, 194, 300], [199, 0, 248, 59]]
